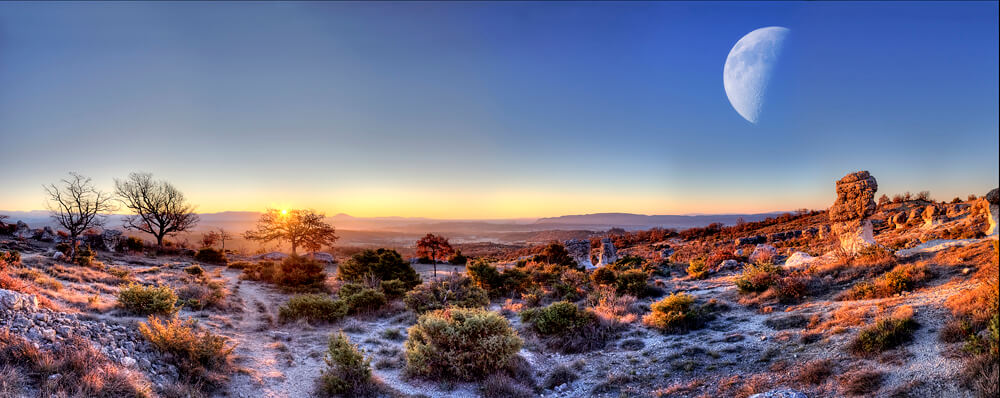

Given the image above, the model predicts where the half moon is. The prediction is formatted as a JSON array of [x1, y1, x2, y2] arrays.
[[723, 26, 789, 124]]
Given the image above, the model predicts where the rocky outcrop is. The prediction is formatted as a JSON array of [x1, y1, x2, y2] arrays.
[[593, 238, 617, 267], [987, 188, 999, 235], [749, 244, 778, 264], [255, 251, 289, 261], [768, 230, 802, 243], [748, 390, 807, 398], [564, 239, 594, 269], [946, 203, 970, 218], [14, 221, 31, 239], [784, 252, 816, 268], [829, 171, 878, 254], [39, 226, 58, 242], [922, 205, 942, 228], [306, 252, 335, 263], [889, 212, 908, 229], [1, 288, 176, 384], [736, 235, 766, 246]]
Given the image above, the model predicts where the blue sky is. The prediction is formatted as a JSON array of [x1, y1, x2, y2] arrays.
[[1, 1, 997, 218]]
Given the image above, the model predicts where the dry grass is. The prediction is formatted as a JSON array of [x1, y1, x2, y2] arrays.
[[839, 369, 883, 396], [797, 359, 833, 385], [139, 316, 237, 391], [0, 330, 153, 397]]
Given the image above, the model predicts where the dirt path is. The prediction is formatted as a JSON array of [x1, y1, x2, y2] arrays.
[[221, 269, 328, 398]]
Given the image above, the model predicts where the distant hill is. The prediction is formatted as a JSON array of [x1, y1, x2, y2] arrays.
[[534, 212, 785, 230]]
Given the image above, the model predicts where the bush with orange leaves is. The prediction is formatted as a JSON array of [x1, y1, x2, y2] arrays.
[[139, 316, 236, 390]]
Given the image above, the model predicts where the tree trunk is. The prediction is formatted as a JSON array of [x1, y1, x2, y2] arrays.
[[69, 235, 78, 258]]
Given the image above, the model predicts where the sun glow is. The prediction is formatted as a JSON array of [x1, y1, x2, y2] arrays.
[[280, 209, 288, 215]]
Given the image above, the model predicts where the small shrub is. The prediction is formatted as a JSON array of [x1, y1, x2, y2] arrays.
[[840, 370, 883, 396], [842, 263, 931, 300], [278, 294, 348, 323], [176, 281, 227, 311], [849, 313, 918, 355], [139, 317, 235, 389], [544, 364, 579, 389], [117, 282, 178, 316], [121, 236, 144, 253], [405, 307, 522, 380], [449, 251, 467, 265], [687, 259, 709, 280], [797, 359, 833, 384], [521, 301, 596, 336], [226, 261, 254, 270], [468, 260, 529, 297], [403, 275, 489, 314], [735, 263, 781, 293], [643, 292, 706, 332], [194, 248, 227, 265], [72, 246, 95, 267], [184, 265, 205, 276], [615, 269, 650, 297], [344, 288, 387, 314], [316, 332, 375, 397], [276, 255, 328, 292], [482, 373, 534, 398]]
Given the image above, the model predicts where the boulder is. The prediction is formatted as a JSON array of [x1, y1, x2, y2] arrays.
[[946, 203, 970, 218], [717, 259, 740, 271], [828, 171, 878, 254], [563, 239, 594, 269], [748, 390, 807, 398], [749, 244, 777, 264], [593, 238, 617, 267], [14, 221, 31, 239], [255, 252, 288, 261], [38, 227, 57, 242], [921, 205, 942, 228], [736, 235, 766, 246], [784, 252, 816, 268], [987, 188, 999, 236], [0, 288, 39, 312], [660, 247, 674, 260], [306, 252, 335, 263], [889, 212, 908, 230]]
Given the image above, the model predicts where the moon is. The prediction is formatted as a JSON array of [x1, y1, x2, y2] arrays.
[[723, 26, 790, 124]]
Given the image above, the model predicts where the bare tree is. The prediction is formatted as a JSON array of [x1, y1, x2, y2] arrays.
[[44, 172, 116, 256], [216, 228, 233, 251], [114, 172, 199, 248], [244, 209, 337, 255]]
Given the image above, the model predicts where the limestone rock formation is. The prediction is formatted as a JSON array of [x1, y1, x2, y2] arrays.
[[306, 252, 335, 263], [564, 239, 594, 269], [829, 171, 878, 254], [784, 251, 816, 268], [889, 212, 908, 230], [13, 221, 31, 239], [987, 188, 999, 235], [946, 203, 970, 218], [749, 244, 778, 264], [593, 238, 618, 267], [255, 251, 288, 261], [922, 205, 941, 228]]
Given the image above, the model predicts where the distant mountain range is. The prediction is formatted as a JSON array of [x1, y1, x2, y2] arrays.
[[1, 210, 783, 233]]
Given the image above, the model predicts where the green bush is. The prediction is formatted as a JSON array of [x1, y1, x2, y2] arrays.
[[344, 288, 387, 314], [520, 301, 615, 353], [337, 248, 421, 289], [380, 279, 409, 299], [405, 308, 522, 380], [532, 242, 579, 268], [449, 251, 468, 265], [404, 275, 489, 314], [521, 301, 596, 336], [240, 261, 279, 283], [467, 260, 529, 297], [117, 282, 179, 316], [338, 282, 364, 299], [194, 248, 227, 265], [317, 332, 375, 397], [687, 258, 709, 280], [184, 265, 205, 276], [734, 263, 781, 293], [591, 267, 617, 286], [849, 316, 918, 355], [277, 255, 328, 292], [642, 292, 705, 332], [615, 269, 650, 297], [279, 294, 348, 323]]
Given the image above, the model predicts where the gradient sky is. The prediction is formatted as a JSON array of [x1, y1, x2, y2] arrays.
[[1, 1, 997, 219]]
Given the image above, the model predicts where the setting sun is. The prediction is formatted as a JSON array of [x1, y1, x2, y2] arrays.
[[280, 209, 288, 215]]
